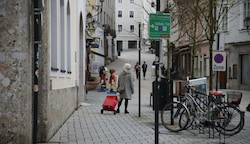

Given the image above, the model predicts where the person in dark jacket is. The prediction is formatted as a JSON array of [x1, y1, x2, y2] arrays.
[[142, 61, 148, 80], [116, 63, 134, 114], [134, 62, 140, 79]]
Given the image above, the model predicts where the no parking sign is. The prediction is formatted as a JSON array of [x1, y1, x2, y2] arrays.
[[213, 51, 226, 71]]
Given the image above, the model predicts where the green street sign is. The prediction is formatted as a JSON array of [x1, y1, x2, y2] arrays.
[[149, 13, 171, 39]]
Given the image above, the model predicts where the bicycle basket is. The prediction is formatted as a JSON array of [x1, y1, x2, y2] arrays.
[[226, 91, 242, 106]]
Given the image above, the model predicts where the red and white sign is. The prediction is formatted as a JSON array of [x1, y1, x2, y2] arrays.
[[213, 51, 226, 71]]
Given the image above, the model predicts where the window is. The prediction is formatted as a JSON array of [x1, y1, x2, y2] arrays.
[[244, 0, 250, 19], [60, 0, 65, 73], [51, 0, 58, 71], [130, 25, 134, 32], [240, 54, 249, 84], [233, 64, 237, 79], [118, 0, 122, 3], [118, 25, 122, 32], [130, 0, 134, 3], [222, 7, 228, 31], [118, 10, 122, 17], [185, 33, 189, 42], [66, 2, 71, 74], [129, 11, 134, 18], [50, 0, 71, 76], [194, 56, 198, 77], [243, 0, 250, 29]]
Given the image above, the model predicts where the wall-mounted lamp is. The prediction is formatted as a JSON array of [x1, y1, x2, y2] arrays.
[[244, 17, 250, 35]]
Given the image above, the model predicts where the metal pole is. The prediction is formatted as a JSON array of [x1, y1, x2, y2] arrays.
[[155, 1, 160, 144], [216, 33, 220, 91], [138, 22, 141, 117], [154, 41, 160, 144], [33, 1, 41, 143]]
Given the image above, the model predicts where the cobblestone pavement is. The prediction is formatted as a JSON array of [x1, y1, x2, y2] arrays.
[[42, 50, 250, 144]]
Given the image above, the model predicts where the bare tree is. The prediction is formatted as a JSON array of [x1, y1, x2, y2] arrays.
[[173, 0, 241, 90]]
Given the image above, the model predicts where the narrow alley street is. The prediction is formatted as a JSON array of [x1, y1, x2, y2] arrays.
[[43, 49, 250, 144]]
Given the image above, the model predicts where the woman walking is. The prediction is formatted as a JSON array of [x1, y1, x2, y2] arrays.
[[116, 63, 134, 114]]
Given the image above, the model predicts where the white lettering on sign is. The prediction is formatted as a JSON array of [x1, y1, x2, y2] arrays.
[[213, 65, 224, 70], [212, 51, 226, 71]]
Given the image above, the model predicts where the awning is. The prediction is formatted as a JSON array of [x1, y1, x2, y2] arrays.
[[90, 50, 112, 61]]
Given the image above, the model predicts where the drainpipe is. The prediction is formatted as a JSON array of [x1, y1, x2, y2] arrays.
[[33, 0, 42, 143]]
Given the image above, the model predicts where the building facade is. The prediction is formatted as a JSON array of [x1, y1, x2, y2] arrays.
[[0, 0, 88, 143], [171, 0, 250, 91], [224, 0, 250, 90], [115, 0, 156, 52]]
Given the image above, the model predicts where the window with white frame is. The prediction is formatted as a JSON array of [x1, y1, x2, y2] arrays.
[[50, 0, 71, 76], [60, 0, 65, 73], [118, 25, 122, 32], [243, 0, 250, 29], [129, 11, 134, 18], [130, 0, 134, 3], [118, 0, 122, 3], [244, 0, 250, 19], [67, 3, 71, 74], [130, 25, 134, 32], [118, 10, 122, 17], [222, 7, 228, 31], [51, 0, 58, 72]]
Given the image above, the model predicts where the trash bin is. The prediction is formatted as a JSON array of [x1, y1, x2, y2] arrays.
[[152, 78, 173, 111]]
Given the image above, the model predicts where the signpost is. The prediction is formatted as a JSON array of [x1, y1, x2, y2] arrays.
[[149, 12, 171, 144], [149, 13, 171, 39], [213, 51, 226, 71]]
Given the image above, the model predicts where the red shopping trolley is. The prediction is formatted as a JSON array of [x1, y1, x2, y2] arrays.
[[101, 95, 118, 115]]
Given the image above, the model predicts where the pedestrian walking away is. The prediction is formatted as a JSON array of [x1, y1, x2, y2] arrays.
[[142, 61, 148, 80], [134, 62, 140, 79], [116, 63, 134, 114]]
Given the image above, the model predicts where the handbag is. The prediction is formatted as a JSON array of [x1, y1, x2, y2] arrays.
[[117, 84, 125, 93], [117, 74, 128, 93]]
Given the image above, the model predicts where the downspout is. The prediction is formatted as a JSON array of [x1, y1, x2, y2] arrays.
[[33, 0, 42, 143]]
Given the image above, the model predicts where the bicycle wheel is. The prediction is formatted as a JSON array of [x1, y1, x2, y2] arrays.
[[161, 101, 190, 132], [182, 97, 196, 130], [213, 104, 244, 136]]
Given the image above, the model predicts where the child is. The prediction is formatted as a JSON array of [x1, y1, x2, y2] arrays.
[[109, 68, 116, 92]]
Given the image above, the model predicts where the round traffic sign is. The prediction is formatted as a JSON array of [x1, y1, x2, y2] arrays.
[[214, 54, 224, 63]]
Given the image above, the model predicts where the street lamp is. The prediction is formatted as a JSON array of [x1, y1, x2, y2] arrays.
[[244, 17, 250, 35]]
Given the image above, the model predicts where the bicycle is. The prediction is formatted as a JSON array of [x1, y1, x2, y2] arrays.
[[161, 85, 245, 136], [161, 100, 190, 132], [181, 85, 244, 136]]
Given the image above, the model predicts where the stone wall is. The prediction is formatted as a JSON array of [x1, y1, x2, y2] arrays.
[[0, 0, 33, 143]]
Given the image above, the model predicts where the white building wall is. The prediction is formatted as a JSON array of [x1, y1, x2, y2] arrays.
[[115, 0, 155, 50], [224, 2, 250, 43], [222, 1, 250, 90]]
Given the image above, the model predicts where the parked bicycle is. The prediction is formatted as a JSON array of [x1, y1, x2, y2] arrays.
[[161, 85, 245, 136]]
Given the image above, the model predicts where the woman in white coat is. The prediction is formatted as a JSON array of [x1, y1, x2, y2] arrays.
[[116, 63, 134, 114]]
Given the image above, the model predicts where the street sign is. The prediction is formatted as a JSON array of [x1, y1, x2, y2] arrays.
[[213, 51, 226, 71], [149, 13, 171, 39]]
